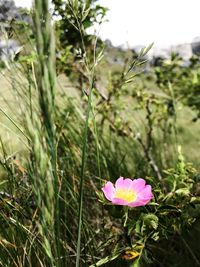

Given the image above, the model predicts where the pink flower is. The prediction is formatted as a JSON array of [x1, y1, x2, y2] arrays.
[[102, 177, 153, 207]]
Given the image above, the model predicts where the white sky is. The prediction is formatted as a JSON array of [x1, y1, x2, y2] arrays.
[[15, 0, 32, 9], [15, 0, 200, 47]]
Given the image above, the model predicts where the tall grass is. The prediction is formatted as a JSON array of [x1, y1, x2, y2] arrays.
[[30, 0, 59, 265], [0, 0, 102, 265]]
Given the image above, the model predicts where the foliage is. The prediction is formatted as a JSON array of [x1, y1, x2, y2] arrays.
[[154, 52, 200, 120], [0, 0, 31, 38], [96, 148, 200, 267], [53, 0, 107, 80], [0, 0, 32, 68]]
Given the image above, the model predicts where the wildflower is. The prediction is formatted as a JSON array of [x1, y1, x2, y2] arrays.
[[102, 177, 153, 207], [122, 250, 140, 260]]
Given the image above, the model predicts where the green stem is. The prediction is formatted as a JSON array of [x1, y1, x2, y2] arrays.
[[92, 108, 101, 178], [123, 207, 129, 227], [0, 107, 30, 142], [76, 67, 95, 267]]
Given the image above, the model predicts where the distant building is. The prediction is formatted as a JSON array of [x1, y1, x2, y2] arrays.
[[191, 37, 200, 55], [170, 43, 193, 60], [148, 43, 192, 61]]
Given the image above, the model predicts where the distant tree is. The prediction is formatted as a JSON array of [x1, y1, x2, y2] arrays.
[[154, 52, 200, 120], [52, 0, 108, 76], [53, 0, 107, 49], [0, 0, 31, 37]]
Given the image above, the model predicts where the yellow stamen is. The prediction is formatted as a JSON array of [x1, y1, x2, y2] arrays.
[[115, 188, 137, 202]]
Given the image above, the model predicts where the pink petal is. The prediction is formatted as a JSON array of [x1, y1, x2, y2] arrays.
[[115, 177, 133, 190], [102, 182, 115, 201], [132, 178, 146, 193], [139, 185, 153, 199], [128, 198, 151, 207], [102, 178, 153, 207], [112, 197, 129, 206], [128, 185, 153, 207]]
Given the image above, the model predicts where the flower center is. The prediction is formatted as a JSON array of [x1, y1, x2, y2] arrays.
[[114, 188, 137, 202]]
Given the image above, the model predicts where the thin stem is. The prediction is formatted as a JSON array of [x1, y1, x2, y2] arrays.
[[123, 207, 129, 227], [92, 108, 101, 178], [76, 67, 95, 267], [0, 107, 31, 142]]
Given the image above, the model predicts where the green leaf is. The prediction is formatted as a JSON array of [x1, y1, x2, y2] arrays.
[[190, 197, 200, 204], [89, 251, 122, 267], [175, 188, 190, 196], [143, 213, 159, 230]]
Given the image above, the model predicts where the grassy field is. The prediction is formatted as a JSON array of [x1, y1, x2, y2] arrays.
[[1, 68, 200, 171]]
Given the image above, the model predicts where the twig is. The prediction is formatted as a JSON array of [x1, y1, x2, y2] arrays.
[[136, 133, 162, 182]]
